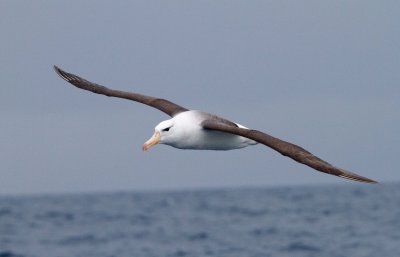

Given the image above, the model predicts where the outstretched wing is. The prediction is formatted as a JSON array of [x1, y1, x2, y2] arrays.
[[53, 66, 189, 117], [202, 120, 377, 184]]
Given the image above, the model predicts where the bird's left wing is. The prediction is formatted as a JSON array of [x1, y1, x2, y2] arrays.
[[53, 66, 189, 117], [201, 120, 377, 184]]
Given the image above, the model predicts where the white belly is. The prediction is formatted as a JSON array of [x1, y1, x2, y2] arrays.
[[164, 110, 258, 150], [172, 128, 256, 150]]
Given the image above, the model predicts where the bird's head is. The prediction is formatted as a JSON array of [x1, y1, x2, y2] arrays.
[[142, 119, 175, 151]]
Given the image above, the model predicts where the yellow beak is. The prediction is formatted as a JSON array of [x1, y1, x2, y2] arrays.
[[142, 131, 160, 151]]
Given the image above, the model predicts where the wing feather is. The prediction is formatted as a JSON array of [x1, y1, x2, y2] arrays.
[[53, 66, 188, 117], [202, 120, 377, 184]]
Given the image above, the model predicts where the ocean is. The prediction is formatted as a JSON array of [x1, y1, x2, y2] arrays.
[[0, 183, 399, 257]]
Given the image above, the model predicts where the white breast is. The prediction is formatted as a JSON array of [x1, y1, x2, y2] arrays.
[[167, 111, 257, 150]]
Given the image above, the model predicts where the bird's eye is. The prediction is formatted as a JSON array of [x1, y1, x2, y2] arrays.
[[162, 127, 171, 132]]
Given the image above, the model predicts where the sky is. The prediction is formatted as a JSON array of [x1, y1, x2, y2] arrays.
[[1, 1, 399, 195]]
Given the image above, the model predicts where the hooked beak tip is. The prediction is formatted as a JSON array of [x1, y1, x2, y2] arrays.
[[142, 131, 160, 152]]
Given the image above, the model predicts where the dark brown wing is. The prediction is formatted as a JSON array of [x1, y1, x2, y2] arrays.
[[202, 120, 377, 184], [53, 66, 188, 117]]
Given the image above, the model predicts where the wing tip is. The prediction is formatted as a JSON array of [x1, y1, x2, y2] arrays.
[[53, 65, 64, 77], [53, 65, 77, 83], [338, 173, 378, 184]]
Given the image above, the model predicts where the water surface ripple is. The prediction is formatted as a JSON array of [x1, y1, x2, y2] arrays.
[[0, 183, 399, 257]]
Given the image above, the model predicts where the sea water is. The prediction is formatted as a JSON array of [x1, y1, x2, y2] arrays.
[[0, 183, 399, 257]]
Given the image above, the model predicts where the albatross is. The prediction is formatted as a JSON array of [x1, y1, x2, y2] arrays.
[[53, 65, 377, 184]]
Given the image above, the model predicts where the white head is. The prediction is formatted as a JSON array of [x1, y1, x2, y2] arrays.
[[142, 111, 207, 150], [142, 119, 176, 151]]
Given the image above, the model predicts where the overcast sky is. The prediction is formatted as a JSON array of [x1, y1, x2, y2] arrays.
[[1, 1, 399, 195]]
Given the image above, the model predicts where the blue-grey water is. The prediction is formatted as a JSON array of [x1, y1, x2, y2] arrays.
[[0, 183, 399, 257]]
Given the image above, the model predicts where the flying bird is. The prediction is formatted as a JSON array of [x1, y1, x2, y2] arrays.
[[53, 65, 377, 184]]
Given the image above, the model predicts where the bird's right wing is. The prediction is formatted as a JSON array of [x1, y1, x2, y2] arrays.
[[53, 66, 189, 117], [202, 120, 377, 184]]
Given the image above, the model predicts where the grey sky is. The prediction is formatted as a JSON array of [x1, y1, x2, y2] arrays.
[[1, 1, 399, 195]]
